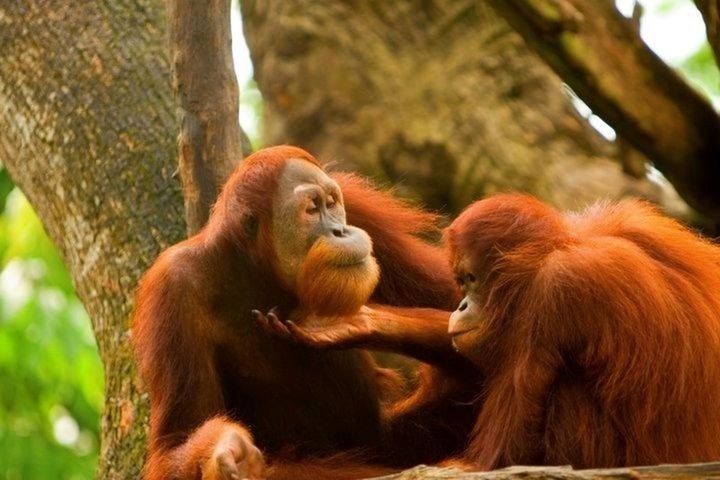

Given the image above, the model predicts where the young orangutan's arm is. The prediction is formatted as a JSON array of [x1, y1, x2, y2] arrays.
[[365, 305, 460, 366]]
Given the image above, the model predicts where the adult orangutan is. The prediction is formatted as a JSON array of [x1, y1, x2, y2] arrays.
[[267, 193, 720, 469], [131, 146, 472, 480]]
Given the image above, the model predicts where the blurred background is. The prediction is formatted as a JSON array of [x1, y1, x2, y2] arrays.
[[1, 0, 718, 478]]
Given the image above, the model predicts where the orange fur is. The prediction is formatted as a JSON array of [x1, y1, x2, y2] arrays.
[[445, 193, 720, 468], [297, 236, 380, 315]]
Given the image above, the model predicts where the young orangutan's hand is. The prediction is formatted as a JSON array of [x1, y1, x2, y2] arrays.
[[251, 306, 375, 349]]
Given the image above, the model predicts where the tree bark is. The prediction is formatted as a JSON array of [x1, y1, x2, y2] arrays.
[[695, 0, 720, 65], [169, 0, 250, 234], [0, 1, 182, 478], [487, 0, 720, 219], [240, 0, 683, 218]]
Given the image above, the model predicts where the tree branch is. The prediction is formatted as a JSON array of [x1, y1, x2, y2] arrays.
[[488, 0, 720, 218], [169, 0, 250, 234], [375, 462, 720, 479], [694, 0, 720, 64]]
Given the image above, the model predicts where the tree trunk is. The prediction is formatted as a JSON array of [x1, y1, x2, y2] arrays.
[[0, 1, 182, 478], [241, 0, 682, 217]]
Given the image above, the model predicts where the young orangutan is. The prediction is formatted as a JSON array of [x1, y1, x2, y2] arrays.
[[260, 193, 720, 469]]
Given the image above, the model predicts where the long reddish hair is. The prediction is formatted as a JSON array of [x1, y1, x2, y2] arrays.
[[447, 193, 720, 467]]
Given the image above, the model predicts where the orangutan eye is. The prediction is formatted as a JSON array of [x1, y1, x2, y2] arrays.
[[306, 197, 320, 215], [467, 273, 477, 283]]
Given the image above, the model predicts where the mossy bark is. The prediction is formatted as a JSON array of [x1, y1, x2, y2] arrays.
[[241, 0, 683, 217]]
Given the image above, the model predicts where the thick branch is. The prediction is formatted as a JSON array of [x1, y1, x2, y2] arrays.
[[695, 1, 720, 64], [169, 0, 249, 234], [488, 0, 720, 218], [375, 462, 720, 479]]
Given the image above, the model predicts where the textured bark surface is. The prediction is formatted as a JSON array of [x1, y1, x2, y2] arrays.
[[0, 1, 183, 478], [695, 0, 720, 64], [489, 0, 720, 218], [240, 0, 680, 218], [170, 0, 250, 234], [374, 462, 720, 479]]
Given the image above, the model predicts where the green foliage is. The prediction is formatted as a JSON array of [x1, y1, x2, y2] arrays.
[[0, 170, 13, 214], [640, 0, 720, 103], [654, 0, 680, 14], [680, 43, 720, 101], [0, 172, 103, 480], [241, 76, 264, 149]]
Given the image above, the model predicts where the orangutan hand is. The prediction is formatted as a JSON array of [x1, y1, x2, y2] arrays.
[[251, 306, 375, 349]]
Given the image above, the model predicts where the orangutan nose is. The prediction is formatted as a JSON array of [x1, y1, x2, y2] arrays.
[[458, 300, 468, 312], [332, 227, 348, 238]]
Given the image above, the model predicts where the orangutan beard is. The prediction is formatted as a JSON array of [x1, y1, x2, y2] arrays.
[[296, 236, 380, 316]]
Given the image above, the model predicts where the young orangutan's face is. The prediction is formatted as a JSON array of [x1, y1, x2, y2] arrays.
[[448, 254, 486, 358]]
